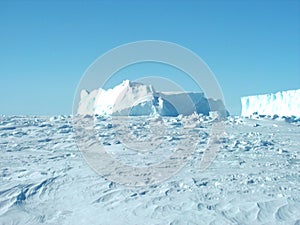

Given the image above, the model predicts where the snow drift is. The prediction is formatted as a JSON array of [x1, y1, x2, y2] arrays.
[[241, 89, 300, 117], [77, 80, 228, 117]]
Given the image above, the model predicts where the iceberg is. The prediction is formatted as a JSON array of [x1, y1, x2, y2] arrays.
[[77, 80, 228, 117], [241, 89, 300, 117]]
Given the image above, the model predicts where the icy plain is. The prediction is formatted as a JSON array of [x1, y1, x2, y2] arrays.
[[0, 114, 299, 225]]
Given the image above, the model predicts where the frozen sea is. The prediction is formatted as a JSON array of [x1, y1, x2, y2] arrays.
[[0, 114, 299, 225]]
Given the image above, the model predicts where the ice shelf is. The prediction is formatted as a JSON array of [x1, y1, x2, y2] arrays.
[[241, 89, 300, 117]]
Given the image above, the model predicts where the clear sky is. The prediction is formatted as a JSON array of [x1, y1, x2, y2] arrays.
[[0, 0, 299, 115]]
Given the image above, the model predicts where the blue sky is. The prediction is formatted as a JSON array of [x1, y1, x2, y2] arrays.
[[0, 0, 299, 115]]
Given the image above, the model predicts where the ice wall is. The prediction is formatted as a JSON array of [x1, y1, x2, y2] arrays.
[[77, 80, 228, 117], [241, 89, 300, 117]]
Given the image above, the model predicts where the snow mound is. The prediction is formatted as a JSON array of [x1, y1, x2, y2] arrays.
[[78, 80, 228, 117], [241, 89, 300, 117]]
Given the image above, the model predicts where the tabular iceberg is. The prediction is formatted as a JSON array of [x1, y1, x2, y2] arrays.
[[77, 80, 228, 117], [241, 89, 300, 117]]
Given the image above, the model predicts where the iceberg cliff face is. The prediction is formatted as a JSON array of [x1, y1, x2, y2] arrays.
[[78, 80, 228, 117], [241, 89, 300, 117]]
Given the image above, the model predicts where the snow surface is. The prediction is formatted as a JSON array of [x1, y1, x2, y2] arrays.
[[241, 89, 300, 117], [0, 115, 300, 224], [78, 80, 228, 117]]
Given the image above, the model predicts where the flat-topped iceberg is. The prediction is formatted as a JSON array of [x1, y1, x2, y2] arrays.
[[241, 89, 300, 117], [78, 80, 228, 117]]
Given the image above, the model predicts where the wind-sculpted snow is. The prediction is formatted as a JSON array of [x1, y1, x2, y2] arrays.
[[78, 80, 228, 117], [241, 89, 300, 117], [0, 115, 299, 224]]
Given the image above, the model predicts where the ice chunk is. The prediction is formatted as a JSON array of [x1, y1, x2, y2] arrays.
[[77, 80, 228, 117]]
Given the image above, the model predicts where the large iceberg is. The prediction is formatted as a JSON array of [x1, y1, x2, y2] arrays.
[[241, 89, 300, 117], [78, 80, 228, 117]]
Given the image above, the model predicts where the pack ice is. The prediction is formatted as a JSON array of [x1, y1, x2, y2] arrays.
[[241, 89, 300, 117], [78, 80, 228, 117]]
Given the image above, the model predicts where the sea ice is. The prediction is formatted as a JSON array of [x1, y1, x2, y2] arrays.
[[0, 115, 299, 224]]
